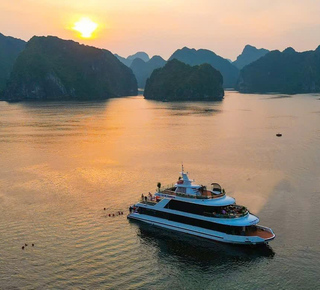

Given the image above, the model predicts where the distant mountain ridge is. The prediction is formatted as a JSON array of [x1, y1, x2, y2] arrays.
[[114, 54, 131, 67], [115, 51, 150, 67], [144, 59, 224, 101], [3, 31, 319, 98], [0, 33, 26, 93], [4, 36, 137, 101], [127, 52, 149, 62], [235, 46, 320, 94], [168, 47, 239, 88], [233, 45, 269, 69], [130, 55, 166, 88]]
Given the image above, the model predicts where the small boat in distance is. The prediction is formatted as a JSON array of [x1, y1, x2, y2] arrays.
[[128, 167, 275, 245]]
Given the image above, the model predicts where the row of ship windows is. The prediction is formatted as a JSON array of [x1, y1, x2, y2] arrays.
[[165, 199, 225, 216], [138, 207, 245, 235]]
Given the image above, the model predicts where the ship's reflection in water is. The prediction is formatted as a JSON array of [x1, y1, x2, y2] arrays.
[[133, 222, 275, 268]]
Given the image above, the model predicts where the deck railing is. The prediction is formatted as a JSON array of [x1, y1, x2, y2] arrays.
[[158, 184, 226, 199], [203, 209, 249, 218], [140, 200, 157, 206], [158, 184, 175, 193]]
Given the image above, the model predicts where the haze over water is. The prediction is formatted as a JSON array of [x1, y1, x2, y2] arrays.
[[0, 92, 319, 289]]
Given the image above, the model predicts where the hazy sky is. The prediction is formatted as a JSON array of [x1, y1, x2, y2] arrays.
[[1, 0, 320, 60]]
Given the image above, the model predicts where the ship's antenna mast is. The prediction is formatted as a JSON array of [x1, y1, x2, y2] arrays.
[[182, 163, 184, 173]]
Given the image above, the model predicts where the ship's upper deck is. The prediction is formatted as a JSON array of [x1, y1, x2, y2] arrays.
[[155, 169, 235, 206], [155, 191, 235, 206]]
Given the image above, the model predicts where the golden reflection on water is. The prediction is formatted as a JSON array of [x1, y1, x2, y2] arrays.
[[1, 92, 320, 288], [0, 93, 318, 215]]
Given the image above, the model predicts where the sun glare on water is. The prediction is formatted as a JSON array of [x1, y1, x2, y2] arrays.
[[73, 17, 98, 38]]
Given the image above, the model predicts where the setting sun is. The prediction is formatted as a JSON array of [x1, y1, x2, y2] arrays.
[[73, 17, 98, 38]]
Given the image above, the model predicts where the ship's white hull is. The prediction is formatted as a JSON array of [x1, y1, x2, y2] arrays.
[[128, 213, 275, 245]]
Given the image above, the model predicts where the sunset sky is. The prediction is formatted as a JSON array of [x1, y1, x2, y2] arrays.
[[1, 0, 320, 60]]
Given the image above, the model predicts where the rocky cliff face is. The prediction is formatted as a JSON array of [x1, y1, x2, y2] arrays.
[[144, 59, 224, 101], [0, 33, 26, 93], [4, 36, 137, 101], [233, 45, 269, 69], [168, 47, 239, 88], [235, 47, 320, 94], [130, 55, 166, 88]]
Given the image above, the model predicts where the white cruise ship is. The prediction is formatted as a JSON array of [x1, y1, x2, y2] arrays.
[[128, 167, 275, 245]]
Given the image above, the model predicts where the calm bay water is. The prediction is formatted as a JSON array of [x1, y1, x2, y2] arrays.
[[0, 92, 319, 289]]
